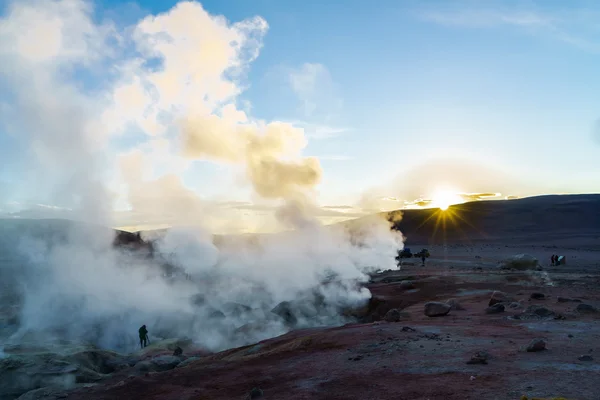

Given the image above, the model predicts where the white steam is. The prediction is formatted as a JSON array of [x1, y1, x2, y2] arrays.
[[0, 0, 403, 354]]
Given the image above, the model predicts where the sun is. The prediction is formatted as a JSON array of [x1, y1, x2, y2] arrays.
[[430, 189, 465, 211]]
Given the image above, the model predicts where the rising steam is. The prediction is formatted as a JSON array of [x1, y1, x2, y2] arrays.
[[0, 0, 403, 354]]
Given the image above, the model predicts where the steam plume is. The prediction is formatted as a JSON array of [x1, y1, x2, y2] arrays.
[[0, 0, 403, 354]]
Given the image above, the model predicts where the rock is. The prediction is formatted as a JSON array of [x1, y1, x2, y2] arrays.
[[489, 291, 514, 306], [399, 280, 415, 290], [508, 302, 523, 309], [578, 355, 593, 361], [466, 351, 489, 365], [576, 304, 598, 313], [401, 326, 416, 332], [249, 387, 264, 399], [498, 254, 540, 270], [446, 299, 466, 311], [485, 304, 505, 314], [526, 339, 546, 352], [530, 292, 545, 300], [524, 305, 555, 318], [384, 308, 409, 322], [557, 297, 582, 303], [424, 302, 451, 317], [343, 295, 386, 322], [173, 347, 183, 356]]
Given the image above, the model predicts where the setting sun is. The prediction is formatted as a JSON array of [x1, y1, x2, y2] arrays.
[[430, 190, 465, 211]]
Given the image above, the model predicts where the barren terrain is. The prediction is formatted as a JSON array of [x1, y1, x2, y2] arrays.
[[4, 195, 600, 400], [53, 251, 599, 400]]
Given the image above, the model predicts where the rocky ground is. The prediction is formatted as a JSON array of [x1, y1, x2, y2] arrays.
[[4, 243, 597, 400]]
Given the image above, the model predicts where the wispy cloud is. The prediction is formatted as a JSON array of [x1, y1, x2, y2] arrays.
[[281, 120, 349, 140], [422, 9, 554, 29], [287, 62, 343, 120], [314, 154, 353, 161], [419, 3, 600, 53]]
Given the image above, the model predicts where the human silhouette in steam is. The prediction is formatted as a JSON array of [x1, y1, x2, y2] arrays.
[[139, 325, 149, 349]]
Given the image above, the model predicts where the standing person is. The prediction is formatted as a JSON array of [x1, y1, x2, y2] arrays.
[[139, 325, 149, 349]]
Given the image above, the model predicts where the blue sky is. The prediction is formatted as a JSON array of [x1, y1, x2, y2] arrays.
[[1, 0, 599, 227]]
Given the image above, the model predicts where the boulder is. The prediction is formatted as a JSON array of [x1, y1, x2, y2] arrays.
[[489, 291, 514, 306], [384, 308, 409, 322], [466, 351, 490, 365], [526, 339, 546, 352], [524, 305, 555, 318], [485, 304, 505, 314], [399, 280, 416, 290], [557, 297, 582, 303], [530, 293, 545, 300], [424, 302, 451, 317], [498, 254, 539, 270], [578, 355, 594, 362], [576, 304, 598, 313]]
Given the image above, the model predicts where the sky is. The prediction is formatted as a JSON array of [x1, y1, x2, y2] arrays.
[[0, 0, 599, 231]]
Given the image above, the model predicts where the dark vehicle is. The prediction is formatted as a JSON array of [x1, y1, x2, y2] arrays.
[[395, 248, 412, 266], [398, 248, 413, 258], [414, 248, 430, 258]]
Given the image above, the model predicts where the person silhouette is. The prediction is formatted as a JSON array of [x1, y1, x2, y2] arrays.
[[139, 325, 149, 349]]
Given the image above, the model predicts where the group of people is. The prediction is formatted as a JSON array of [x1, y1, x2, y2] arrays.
[[550, 254, 560, 266]]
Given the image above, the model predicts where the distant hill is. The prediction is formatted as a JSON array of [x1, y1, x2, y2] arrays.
[[4, 194, 598, 249], [382, 194, 600, 245]]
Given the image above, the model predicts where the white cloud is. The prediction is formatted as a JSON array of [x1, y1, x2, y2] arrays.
[[0, 0, 332, 230], [0, 0, 115, 66]]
